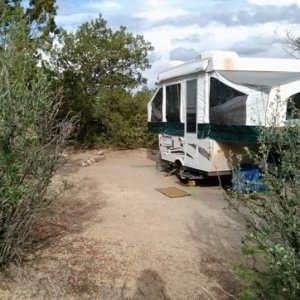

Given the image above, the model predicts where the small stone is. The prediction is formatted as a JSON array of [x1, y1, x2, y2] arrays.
[[89, 157, 95, 162], [97, 150, 104, 156], [187, 180, 196, 187], [81, 161, 89, 167], [24, 254, 34, 261], [94, 156, 105, 162], [58, 152, 68, 158], [86, 159, 92, 164]]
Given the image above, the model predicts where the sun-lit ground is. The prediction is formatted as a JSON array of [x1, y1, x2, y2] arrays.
[[0, 149, 244, 299]]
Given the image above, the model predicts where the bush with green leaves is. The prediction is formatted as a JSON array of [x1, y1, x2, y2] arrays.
[[83, 87, 157, 148], [1, 0, 58, 54], [0, 20, 73, 266], [45, 15, 155, 147], [228, 100, 300, 299]]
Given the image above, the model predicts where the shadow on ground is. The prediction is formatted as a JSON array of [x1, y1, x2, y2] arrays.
[[185, 212, 241, 299], [132, 269, 170, 300], [31, 177, 107, 252]]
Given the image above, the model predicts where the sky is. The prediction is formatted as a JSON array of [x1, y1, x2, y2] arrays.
[[55, 0, 300, 87]]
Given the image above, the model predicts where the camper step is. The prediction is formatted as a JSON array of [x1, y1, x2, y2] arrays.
[[180, 172, 204, 180]]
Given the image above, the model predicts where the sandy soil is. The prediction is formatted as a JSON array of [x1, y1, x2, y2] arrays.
[[0, 149, 245, 299]]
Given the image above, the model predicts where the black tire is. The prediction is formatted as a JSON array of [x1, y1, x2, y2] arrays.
[[175, 162, 189, 184]]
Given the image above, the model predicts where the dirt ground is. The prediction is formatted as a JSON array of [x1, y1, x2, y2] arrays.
[[0, 149, 245, 299]]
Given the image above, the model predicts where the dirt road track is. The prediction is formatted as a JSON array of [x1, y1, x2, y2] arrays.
[[0, 149, 244, 299]]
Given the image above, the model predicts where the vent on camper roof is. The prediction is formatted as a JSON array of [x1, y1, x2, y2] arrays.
[[196, 51, 238, 60]]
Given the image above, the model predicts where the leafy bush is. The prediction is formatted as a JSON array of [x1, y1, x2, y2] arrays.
[[45, 15, 155, 148], [81, 87, 157, 148], [0, 20, 73, 266], [228, 102, 300, 299]]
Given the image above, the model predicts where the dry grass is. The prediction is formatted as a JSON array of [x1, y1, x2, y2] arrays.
[[0, 150, 242, 299]]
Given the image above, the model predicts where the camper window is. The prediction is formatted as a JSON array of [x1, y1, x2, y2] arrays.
[[151, 87, 163, 122], [166, 84, 181, 122], [286, 92, 300, 120], [209, 77, 247, 125], [186, 79, 197, 133]]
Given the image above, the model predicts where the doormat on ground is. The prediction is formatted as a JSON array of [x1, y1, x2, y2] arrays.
[[156, 186, 190, 198]]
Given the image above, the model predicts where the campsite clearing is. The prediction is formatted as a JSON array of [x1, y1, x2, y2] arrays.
[[0, 149, 244, 299]]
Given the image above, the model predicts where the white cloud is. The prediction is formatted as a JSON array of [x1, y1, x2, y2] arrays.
[[84, 1, 122, 12], [134, 8, 190, 22], [56, 13, 98, 31], [55, 0, 300, 86], [248, 0, 300, 6], [141, 21, 293, 86]]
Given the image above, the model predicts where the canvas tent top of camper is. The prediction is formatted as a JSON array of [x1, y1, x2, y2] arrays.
[[148, 50, 300, 144], [158, 50, 300, 86], [148, 51, 300, 177]]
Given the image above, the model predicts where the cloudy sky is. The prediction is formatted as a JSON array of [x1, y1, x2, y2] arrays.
[[55, 0, 300, 86]]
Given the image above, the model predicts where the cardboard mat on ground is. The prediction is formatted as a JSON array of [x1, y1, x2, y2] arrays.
[[156, 187, 190, 198]]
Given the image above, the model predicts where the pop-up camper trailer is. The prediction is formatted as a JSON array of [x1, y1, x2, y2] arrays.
[[147, 51, 300, 182]]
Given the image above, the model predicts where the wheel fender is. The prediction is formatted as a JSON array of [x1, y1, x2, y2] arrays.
[[175, 158, 184, 168]]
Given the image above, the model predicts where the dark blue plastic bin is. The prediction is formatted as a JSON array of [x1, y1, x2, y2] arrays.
[[232, 164, 265, 193]]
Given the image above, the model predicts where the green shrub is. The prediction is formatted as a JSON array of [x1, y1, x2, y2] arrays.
[[45, 15, 154, 148], [91, 88, 157, 148], [0, 20, 73, 266], [228, 109, 300, 298]]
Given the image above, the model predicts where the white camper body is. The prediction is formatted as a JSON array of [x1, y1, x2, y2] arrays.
[[147, 51, 300, 179]]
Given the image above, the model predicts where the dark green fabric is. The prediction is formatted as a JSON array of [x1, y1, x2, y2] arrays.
[[197, 123, 210, 139], [148, 122, 259, 142], [148, 122, 185, 136], [197, 123, 259, 143], [148, 122, 164, 134]]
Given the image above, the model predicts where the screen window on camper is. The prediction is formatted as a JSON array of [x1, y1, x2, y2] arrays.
[[186, 79, 197, 133], [151, 87, 163, 122], [209, 77, 247, 125], [286, 92, 300, 120], [166, 83, 181, 122]]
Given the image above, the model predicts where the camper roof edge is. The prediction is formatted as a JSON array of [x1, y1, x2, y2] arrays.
[[157, 50, 300, 83], [158, 58, 210, 82]]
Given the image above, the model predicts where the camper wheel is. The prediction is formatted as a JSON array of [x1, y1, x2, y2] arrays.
[[175, 161, 189, 184]]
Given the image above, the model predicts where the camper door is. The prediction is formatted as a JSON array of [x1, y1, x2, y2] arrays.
[[184, 78, 199, 168]]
